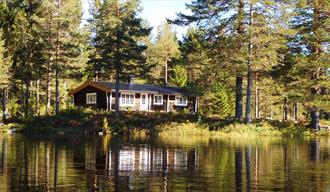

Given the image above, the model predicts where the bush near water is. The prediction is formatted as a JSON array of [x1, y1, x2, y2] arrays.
[[3, 108, 326, 137]]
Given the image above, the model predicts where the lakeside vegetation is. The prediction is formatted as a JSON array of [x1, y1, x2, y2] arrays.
[[2, 108, 328, 137]]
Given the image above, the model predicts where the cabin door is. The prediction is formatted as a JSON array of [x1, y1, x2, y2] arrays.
[[140, 94, 149, 111]]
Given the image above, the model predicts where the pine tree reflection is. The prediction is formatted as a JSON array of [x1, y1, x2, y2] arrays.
[[0, 136, 330, 191], [235, 148, 243, 192], [309, 139, 320, 162], [245, 147, 251, 192]]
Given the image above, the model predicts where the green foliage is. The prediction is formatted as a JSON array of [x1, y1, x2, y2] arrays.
[[0, 0, 328, 131], [88, 0, 151, 80], [289, 0, 330, 127], [169, 65, 188, 87], [0, 123, 22, 133], [146, 22, 180, 85], [177, 28, 209, 91], [0, 31, 10, 88], [156, 122, 210, 136], [201, 83, 234, 118]]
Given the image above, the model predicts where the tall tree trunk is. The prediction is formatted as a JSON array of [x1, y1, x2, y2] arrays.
[[1, 88, 7, 121], [257, 87, 260, 118], [46, 72, 51, 115], [235, 0, 244, 121], [36, 80, 40, 116], [293, 100, 298, 121], [235, 76, 243, 121], [254, 81, 259, 119], [25, 80, 30, 118], [246, 67, 252, 124], [165, 56, 168, 85], [283, 97, 288, 121], [55, 0, 60, 115], [115, 64, 120, 117], [245, 3, 253, 124], [46, 10, 52, 115], [63, 80, 67, 109], [55, 70, 60, 114], [21, 81, 24, 115], [114, 2, 120, 117], [310, 107, 320, 130]]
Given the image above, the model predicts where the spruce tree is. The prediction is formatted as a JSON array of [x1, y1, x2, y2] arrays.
[[89, 0, 151, 116], [169, 65, 188, 87], [178, 28, 209, 92]]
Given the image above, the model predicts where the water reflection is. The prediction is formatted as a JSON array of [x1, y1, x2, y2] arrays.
[[0, 135, 329, 191]]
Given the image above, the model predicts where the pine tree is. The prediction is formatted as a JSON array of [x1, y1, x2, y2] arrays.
[[170, 0, 248, 121], [244, 0, 293, 124], [89, 0, 151, 116], [5, 0, 48, 118], [291, 0, 330, 129], [152, 23, 180, 85], [52, 0, 84, 114]]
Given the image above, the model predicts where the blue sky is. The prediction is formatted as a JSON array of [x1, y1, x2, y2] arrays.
[[82, 0, 191, 39]]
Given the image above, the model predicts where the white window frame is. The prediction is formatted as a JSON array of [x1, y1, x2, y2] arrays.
[[120, 93, 135, 106], [86, 93, 97, 104], [175, 95, 188, 106], [153, 94, 163, 105]]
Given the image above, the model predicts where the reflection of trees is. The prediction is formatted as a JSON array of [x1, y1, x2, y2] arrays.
[[245, 147, 251, 192], [309, 140, 320, 162], [235, 149, 242, 192], [0, 136, 8, 192], [0, 136, 330, 191], [54, 143, 58, 191]]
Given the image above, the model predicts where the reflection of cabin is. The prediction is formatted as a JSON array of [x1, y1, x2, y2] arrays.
[[68, 80, 198, 113], [106, 147, 198, 174]]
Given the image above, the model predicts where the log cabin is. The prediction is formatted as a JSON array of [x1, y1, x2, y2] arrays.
[[68, 80, 198, 113]]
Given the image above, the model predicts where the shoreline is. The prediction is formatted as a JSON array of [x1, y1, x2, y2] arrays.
[[1, 108, 329, 137]]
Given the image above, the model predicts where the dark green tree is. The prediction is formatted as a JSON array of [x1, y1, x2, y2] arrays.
[[169, 65, 188, 87], [89, 0, 151, 116], [52, 0, 84, 114], [170, 0, 248, 121], [291, 0, 330, 129]]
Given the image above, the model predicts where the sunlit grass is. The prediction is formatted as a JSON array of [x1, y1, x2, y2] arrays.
[[8, 108, 328, 137]]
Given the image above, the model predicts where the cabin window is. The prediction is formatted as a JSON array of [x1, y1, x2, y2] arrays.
[[175, 96, 188, 106], [121, 93, 135, 106], [86, 93, 97, 104], [154, 94, 163, 105]]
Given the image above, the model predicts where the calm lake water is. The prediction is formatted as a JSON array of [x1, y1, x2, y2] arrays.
[[0, 134, 329, 192]]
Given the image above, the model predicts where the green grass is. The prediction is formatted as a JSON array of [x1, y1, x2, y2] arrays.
[[155, 120, 329, 138], [4, 107, 329, 137], [155, 122, 210, 136]]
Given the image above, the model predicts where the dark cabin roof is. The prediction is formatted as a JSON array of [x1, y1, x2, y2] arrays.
[[93, 81, 191, 95]]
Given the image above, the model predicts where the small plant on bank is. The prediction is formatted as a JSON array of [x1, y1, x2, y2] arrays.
[[102, 117, 111, 134]]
